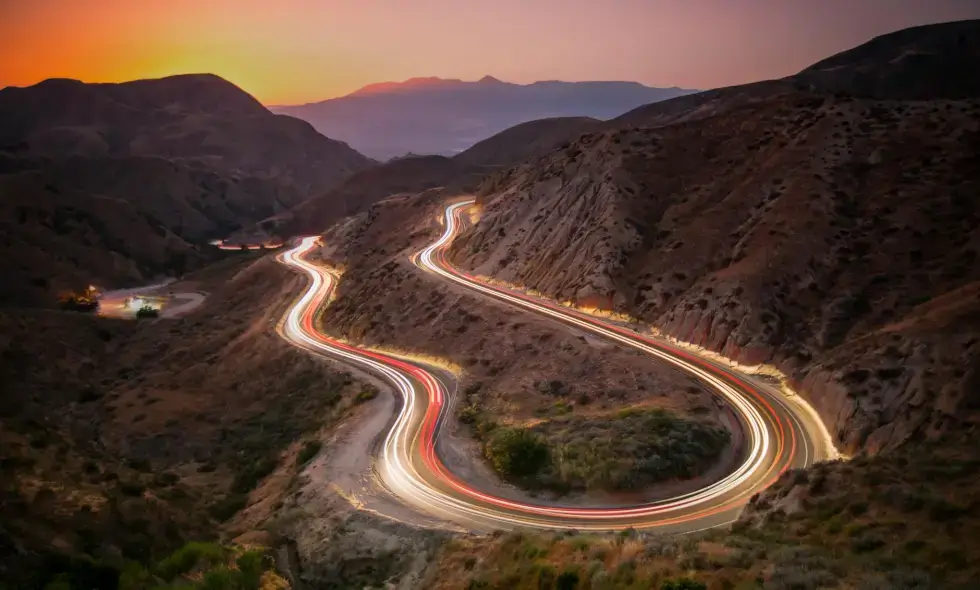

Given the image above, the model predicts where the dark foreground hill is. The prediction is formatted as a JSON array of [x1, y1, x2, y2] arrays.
[[0, 74, 374, 306]]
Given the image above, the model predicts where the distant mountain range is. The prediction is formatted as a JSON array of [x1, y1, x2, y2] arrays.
[[273, 77, 696, 160]]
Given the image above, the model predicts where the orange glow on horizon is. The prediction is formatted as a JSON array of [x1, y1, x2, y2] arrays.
[[2, 1, 978, 105], [0, 0, 375, 104]]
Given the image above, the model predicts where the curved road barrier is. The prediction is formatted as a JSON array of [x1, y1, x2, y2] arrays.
[[276, 202, 835, 532]]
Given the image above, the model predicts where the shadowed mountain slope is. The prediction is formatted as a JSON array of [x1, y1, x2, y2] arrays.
[[0, 74, 374, 305]]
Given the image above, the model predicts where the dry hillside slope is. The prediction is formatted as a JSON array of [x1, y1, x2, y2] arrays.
[[450, 21, 980, 455]]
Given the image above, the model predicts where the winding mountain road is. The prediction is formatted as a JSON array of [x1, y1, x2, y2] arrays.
[[276, 200, 836, 532]]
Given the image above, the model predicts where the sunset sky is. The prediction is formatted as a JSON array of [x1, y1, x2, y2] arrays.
[[2, 0, 978, 105]]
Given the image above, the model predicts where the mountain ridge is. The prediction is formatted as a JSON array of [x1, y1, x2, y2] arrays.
[[0, 73, 374, 305], [273, 77, 697, 159]]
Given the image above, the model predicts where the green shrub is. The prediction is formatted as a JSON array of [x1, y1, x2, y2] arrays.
[[118, 481, 146, 497], [118, 562, 154, 590], [556, 568, 581, 590], [355, 388, 379, 403], [155, 542, 228, 581], [483, 427, 550, 478], [296, 440, 322, 466], [458, 405, 481, 425], [155, 472, 180, 487], [536, 564, 556, 589], [504, 408, 730, 493], [209, 495, 248, 522], [236, 549, 266, 587], [136, 305, 159, 319], [202, 567, 239, 590], [231, 456, 278, 493], [661, 578, 706, 590]]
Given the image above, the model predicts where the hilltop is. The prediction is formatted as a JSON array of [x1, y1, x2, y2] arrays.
[[0, 74, 374, 306]]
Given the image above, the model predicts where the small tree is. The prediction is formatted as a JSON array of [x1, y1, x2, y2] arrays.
[[484, 427, 550, 478], [557, 569, 581, 590], [136, 305, 159, 319]]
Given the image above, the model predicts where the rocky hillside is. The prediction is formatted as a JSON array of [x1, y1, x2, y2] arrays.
[[448, 21, 980, 455], [0, 74, 374, 306]]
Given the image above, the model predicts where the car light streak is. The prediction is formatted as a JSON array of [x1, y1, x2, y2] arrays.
[[275, 200, 833, 531]]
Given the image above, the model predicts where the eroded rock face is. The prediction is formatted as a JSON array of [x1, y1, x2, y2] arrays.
[[449, 94, 980, 454]]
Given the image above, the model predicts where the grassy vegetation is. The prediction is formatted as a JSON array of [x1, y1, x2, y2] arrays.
[[474, 408, 729, 494], [434, 438, 980, 588], [737, 438, 980, 588], [14, 542, 286, 590], [354, 386, 380, 404], [484, 428, 551, 478], [296, 440, 322, 466], [438, 521, 933, 590]]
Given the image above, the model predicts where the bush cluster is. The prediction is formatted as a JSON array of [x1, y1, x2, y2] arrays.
[[480, 408, 730, 493]]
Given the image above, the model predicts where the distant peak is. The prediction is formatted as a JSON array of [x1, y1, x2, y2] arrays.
[[478, 75, 504, 85], [405, 76, 450, 84], [350, 76, 463, 97], [33, 78, 85, 88]]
